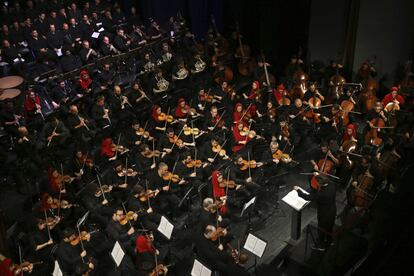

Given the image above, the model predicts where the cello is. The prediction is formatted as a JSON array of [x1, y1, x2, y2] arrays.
[[364, 117, 385, 146], [310, 151, 335, 190], [259, 53, 276, 92], [359, 76, 378, 112], [327, 70, 346, 104]]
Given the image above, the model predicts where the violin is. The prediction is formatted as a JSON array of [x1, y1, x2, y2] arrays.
[[200, 94, 215, 102], [150, 264, 169, 276], [111, 144, 129, 154], [183, 126, 203, 136], [14, 261, 43, 274], [136, 127, 152, 139], [119, 211, 137, 225], [70, 230, 98, 246], [162, 171, 182, 183], [240, 160, 262, 171], [94, 185, 113, 197], [78, 154, 94, 168], [212, 115, 225, 128], [272, 150, 293, 163], [168, 135, 185, 147], [139, 189, 158, 202], [212, 144, 227, 157], [240, 127, 257, 138], [158, 113, 174, 122], [210, 226, 227, 241], [143, 150, 161, 158], [219, 179, 238, 189], [40, 216, 61, 228], [182, 105, 200, 117], [50, 199, 79, 209], [185, 159, 203, 168], [117, 168, 138, 177]]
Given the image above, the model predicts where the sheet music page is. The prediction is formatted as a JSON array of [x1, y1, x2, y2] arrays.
[[111, 241, 125, 267], [243, 233, 257, 253], [282, 189, 310, 211], [191, 259, 211, 276], [53, 260, 63, 276], [91, 32, 100, 38], [157, 216, 173, 239], [253, 238, 267, 258]]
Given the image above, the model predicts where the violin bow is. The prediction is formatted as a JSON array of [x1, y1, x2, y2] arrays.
[[139, 121, 149, 144], [247, 152, 252, 179], [239, 103, 252, 123], [244, 120, 253, 143], [75, 223, 86, 263], [194, 147, 198, 175], [212, 139, 228, 161], [96, 174, 107, 203], [152, 139, 156, 166], [225, 167, 231, 198], [43, 210, 52, 240], [124, 158, 128, 185], [145, 180, 151, 210], [167, 157, 179, 189], [163, 107, 171, 132], [18, 244, 23, 276], [57, 163, 65, 218], [168, 125, 185, 153], [47, 124, 58, 147], [114, 134, 122, 160]]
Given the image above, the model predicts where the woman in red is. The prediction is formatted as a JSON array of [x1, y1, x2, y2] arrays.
[[48, 168, 66, 194], [175, 97, 187, 118], [100, 137, 115, 159], [233, 102, 245, 123], [24, 89, 42, 120], [381, 86, 405, 108], [232, 121, 251, 153], [78, 70, 93, 94], [211, 170, 227, 214], [247, 80, 262, 101], [342, 123, 357, 143], [135, 233, 158, 271]]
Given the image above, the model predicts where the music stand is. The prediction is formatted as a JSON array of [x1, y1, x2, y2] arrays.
[[157, 216, 174, 240], [53, 260, 63, 276], [239, 196, 256, 231], [111, 241, 125, 267], [191, 259, 212, 276], [281, 187, 310, 241], [244, 233, 267, 272]]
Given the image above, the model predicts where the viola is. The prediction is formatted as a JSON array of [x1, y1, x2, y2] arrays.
[[50, 199, 79, 209], [185, 159, 203, 168], [311, 157, 334, 190], [14, 261, 43, 273], [139, 189, 158, 202], [162, 171, 181, 183], [158, 113, 174, 122], [240, 160, 262, 171], [200, 94, 215, 102]]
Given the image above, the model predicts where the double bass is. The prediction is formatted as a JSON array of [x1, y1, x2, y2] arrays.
[[235, 22, 255, 76], [359, 76, 378, 112], [258, 53, 276, 92], [291, 69, 309, 100]]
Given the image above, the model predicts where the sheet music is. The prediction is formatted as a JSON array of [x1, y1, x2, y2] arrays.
[[53, 260, 63, 276], [243, 233, 267, 258], [157, 216, 174, 240], [56, 48, 63, 57], [191, 259, 212, 276], [241, 196, 256, 217], [98, 27, 105, 32], [281, 188, 310, 211], [111, 241, 125, 267], [92, 32, 100, 38]]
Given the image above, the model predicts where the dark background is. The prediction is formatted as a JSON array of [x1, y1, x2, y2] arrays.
[[122, 0, 414, 86]]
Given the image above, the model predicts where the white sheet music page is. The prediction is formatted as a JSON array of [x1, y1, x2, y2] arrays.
[[282, 187, 310, 211], [243, 233, 267, 258], [157, 216, 174, 239], [191, 259, 212, 276]]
